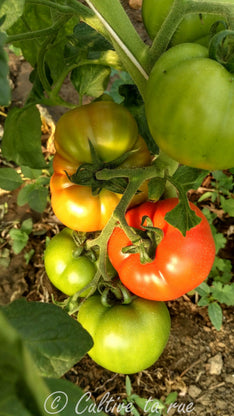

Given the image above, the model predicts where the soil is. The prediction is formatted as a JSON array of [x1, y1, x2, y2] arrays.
[[0, 1, 233, 415]]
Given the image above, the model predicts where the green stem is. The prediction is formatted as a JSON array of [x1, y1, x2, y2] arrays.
[[148, 0, 234, 67]]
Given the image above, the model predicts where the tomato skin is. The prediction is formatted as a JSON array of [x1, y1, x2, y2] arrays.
[[44, 228, 96, 296], [78, 295, 171, 374], [108, 198, 216, 301], [51, 101, 151, 232], [142, 0, 223, 45], [145, 43, 234, 170]]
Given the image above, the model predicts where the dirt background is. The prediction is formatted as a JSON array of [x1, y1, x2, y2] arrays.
[[0, 1, 234, 415]]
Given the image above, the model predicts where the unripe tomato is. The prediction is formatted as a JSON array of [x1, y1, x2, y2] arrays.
[[145, 43, 234, 170], [78, 295, 171, 374], [50, 101, 151, 231], [44, 228, 96, 296], [142, 0, 223, 46]]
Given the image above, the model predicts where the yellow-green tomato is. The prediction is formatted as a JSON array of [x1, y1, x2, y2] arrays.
[[44, 228, 96, 296], [78, 295, 171, 374]]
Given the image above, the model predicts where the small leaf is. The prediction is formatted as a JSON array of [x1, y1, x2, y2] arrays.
[[211, 282, 234, 306], [165, 200, 201, 236], [1, 106, 46, 169], [0, 168, 23, 190], [220, 195, 234, 217], [165, 391, 178, 405], [125, 375, 132, 397], [208, 302, 223, 330], [9, 228, 29, 254], [196, 282, 211, 296], [172, 166, 208, 192], [71, 64, 111, 98], [27, 187, 48, 213], [21, 166, 43, 179], [21, 218, 33, 235]]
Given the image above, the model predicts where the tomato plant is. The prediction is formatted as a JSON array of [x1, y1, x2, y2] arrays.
[[145, 43, 234, 170], [108, 198, 216, 301], [50, 101, 151, 232], [142, 0, 223, 45], [44, 228, 96, 296], [78, 294, 171, 374]]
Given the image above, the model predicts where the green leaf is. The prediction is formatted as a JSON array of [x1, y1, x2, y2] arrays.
[[165, 391, 178, 405], [9, 228, 29, 254], [21, 218, 33, 235], [1, 106, 46, 169], [17, 183, 35, 206], [208, 302, 223, 330], [21, 166, 43, 180], [211, 281, 234, 306], [165, 199, 201, 236], [0, 0, 25, 31], [0, 310, 50, 415], [172, 166, 208, 193], [125, 375, 132, 397], [196, 282, 211, 296], [1, 299, 93, 378], [0, 168, 23, 190], [27, 187, 48, 213], [71, 64, 111, 98], [197, 296, 210, 307], [220, 195, 234, 217], [44, 378, 107, 416], [0, 31, 11, 106]]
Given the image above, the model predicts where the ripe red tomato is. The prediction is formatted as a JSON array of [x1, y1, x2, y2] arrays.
[[108, 198, 216, 301]]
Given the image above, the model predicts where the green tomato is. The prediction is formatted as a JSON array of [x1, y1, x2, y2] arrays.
[[44, 228, 96, 296], [145, 43, 234, 170], [142, 0, 223, 46], [78, 295, 171, 374]]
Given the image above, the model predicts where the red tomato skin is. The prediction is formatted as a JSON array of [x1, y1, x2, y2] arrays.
[[108, 198, 216, 301]]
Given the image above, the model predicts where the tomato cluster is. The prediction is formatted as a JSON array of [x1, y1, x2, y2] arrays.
[[45, 5, 225, 372]]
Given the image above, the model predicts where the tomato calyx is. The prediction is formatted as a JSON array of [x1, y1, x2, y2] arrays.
[[209, 28, 234, 72], [99, 280, 135, 307], [72, 230, 98, 263], [66, 140, 136, 195], [122, 216, 164, 264]]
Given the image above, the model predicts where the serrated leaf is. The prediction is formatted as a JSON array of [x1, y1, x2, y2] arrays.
[[197, 296, 210, 307], [1, 106, 46, 169], [172, 166, 208, 192], [1, 299, 93, 378], [196, 282, 211, 296], [211, 282, 234, 306], [208, 302, 223, 330], [165, 200, 201, 236], [0, 168, 23, 190], [71, 64, 111, 98], [220, 195, 234, 217]]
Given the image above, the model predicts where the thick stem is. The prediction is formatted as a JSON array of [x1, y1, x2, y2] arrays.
[[148, 0, 234, 68]]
